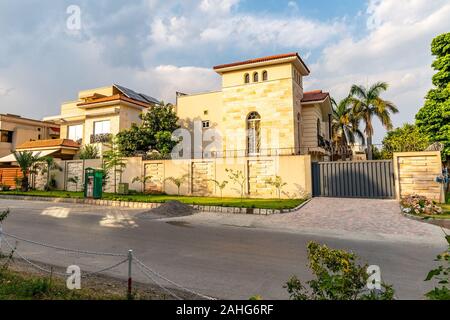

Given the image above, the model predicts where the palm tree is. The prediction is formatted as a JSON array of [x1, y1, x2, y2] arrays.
[[13, 151, 41, 192], [331, 98, 364, 160], [349, 82, 398, 160], [164, 174, 189, 196], [132, 175, 153, 194]]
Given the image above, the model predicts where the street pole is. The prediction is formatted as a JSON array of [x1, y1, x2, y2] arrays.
[[127, 249, 133, 299]]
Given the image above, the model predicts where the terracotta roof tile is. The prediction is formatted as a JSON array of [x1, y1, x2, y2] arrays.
[[302, 90, 330, 103], [17, 139, 80, 150], [213, 52, 310, 73]]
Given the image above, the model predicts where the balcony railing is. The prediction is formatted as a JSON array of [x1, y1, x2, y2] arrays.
[[90, 133, 112, 144], [318, 135, 332, 151]]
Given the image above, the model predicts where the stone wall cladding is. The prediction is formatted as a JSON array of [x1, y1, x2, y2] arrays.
[[66, 161, 84, 192], [144, 162, 164, 193], [222, 78, 295, 151], [393, 151, 444, 202], [248, 159, 275, 197], [191, 161, 215, 196]]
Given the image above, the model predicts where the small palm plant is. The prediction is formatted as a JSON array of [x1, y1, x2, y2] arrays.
[[164, 174, 189, 196], [13, 151, 41, 192], [226, 169, 246, 201], [210, 179, 228, 200], [41, 156, 62, 191], [79, 144, 99, 160], [265, 176, 288, 199], [132, 175, 153, 194], [67, 176, 80, 192]]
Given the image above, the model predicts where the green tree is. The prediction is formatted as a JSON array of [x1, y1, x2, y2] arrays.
[[265, 176, 288, 199], [40, 157, 62, 191], [13, 151, 42, 192], [226, 169, 246, 200], [380, 124, 430, 159], [210, 179, 228, 200], [165, 174, 189, 196], [285, 242, 395, 300], [416, 32, 450, 162], [116, 102, 180, 157], [331, 97, 364, 160], [67, 176, 80, 192], [103, 140, 126, 194], [79, 144, 99, 160], [349, 82, 399, 160]]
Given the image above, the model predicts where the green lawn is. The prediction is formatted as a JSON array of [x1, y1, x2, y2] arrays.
[[0, 269, 121, 300], [0, 190, 305, 210], [440, 203, 450, 218]]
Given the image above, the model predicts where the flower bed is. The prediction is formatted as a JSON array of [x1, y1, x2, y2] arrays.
[[400, 195, 443, 216]]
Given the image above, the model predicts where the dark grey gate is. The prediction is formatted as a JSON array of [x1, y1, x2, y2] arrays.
[[312, 160, 395, 199]]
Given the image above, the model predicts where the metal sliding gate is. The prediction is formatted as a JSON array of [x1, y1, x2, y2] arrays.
[[312, 160, 395, 199]]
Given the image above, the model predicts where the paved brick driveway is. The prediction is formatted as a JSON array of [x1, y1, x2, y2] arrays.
[[176, 198, 447, 244]]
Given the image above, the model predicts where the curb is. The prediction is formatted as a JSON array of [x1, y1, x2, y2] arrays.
[[0, 194, 308, 216], [400, 206, 450, 229]]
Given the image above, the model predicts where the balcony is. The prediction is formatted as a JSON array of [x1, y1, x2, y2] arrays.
[[90, 133, 112, 144], [318, 135, 331, 151]]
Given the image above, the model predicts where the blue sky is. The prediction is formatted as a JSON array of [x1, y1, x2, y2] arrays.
[[1, 0, 450, 143]]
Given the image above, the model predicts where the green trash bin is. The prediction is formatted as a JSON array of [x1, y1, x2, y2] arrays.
[[84, 168, 103, 199]]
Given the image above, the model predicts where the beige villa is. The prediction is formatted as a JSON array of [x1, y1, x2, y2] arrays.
[[176, 53, 332, 161], [0, 113, 60, 161], [3, 53, 332, 163], [42, 84, 158, 152]]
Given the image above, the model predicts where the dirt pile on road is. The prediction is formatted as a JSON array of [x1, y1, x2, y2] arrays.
[[140, 201, 197, 218]]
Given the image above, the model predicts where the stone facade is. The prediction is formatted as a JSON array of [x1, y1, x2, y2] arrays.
[[393, 151, 444, 202], [175, 53, 332, 159], [248, 159, 275, 197], [66, 161, 84, 192], [221, 77, 295, 152], [144, 162, 164, 193], [191, 161, 215, 196]]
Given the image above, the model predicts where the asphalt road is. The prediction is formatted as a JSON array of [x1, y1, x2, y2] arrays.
[[0, 199, 446, 300]]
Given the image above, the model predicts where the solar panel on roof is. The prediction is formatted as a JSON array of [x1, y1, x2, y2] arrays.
[[114, 84, 158, 105], [139, 93, 159, 104]]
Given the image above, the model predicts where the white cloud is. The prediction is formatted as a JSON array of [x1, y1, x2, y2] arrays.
[[149, 4, 347, 50], [0, 0, 448, 146], [199, 0, 240, 14], [310, 0, 450, 142]]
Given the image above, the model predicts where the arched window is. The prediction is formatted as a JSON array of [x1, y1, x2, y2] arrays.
[[253, 72, 259, 82], [244, 73, 250, 84], [262, 70, 268, 81], [247, 112, 261, 155]]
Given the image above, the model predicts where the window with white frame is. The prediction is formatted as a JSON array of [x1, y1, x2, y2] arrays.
[[68, 124, 83, 142], [94, 120, 110, 135]]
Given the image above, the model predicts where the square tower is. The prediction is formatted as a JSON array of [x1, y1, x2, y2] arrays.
[[213, 53, 310, 155]]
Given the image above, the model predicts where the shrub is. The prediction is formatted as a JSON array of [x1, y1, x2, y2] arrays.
[[400, 195, 443, 215], [285, 242, 395, 300], [425, 235, 450, 300], [79, 144, 99, 160]]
